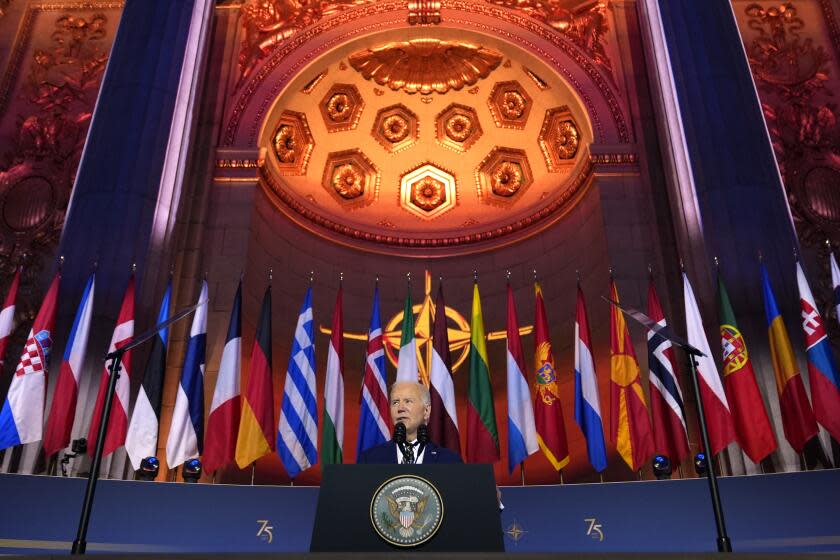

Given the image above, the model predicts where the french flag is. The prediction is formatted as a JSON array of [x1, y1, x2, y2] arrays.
[[0, 272, 60, 450], [0, 268, 21, 366], [166, 280, 208, 469], [574, 284, 607, 472], [43, 272, 95, 457], [797, 261, 840, 444], [203, 281, 241, 474]]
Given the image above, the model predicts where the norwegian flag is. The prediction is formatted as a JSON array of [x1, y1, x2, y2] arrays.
[[87, 276, 135, 457], [0, 268, 21, 367], [0, 272, 60, 451]]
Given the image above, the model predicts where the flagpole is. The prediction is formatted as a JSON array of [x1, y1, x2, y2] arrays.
[[519, 462, 525, 486], [559, 470, 564, 485], [250, 462, 256, 485]]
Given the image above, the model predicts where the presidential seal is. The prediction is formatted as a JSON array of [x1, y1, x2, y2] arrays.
[[370, 475, 444, 547]]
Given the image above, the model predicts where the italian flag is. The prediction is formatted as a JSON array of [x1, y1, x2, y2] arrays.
[[395, 283, 418, 383], [323, 286, 345, 464]]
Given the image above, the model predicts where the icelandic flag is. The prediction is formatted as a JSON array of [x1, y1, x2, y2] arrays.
[[506, 283, 538, 473], [204, 281, 242, 474], [356, 284, 390, 457], [166, 280, 208, 468], [277, 287, 318, 478], [0, 268, 21, 366], [43, 272, 95, 457], [796, 261, 840, 443], [0, 272, 60, 450], [573, 284, 607, 472], [125, 281, 171, 470]]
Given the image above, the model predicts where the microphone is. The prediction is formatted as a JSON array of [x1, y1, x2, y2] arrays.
[[394, 422, 407, 444], [417, 424, 429, 444]]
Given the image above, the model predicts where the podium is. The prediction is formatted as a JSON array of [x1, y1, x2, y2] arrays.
[[310, 464, 504, 552]]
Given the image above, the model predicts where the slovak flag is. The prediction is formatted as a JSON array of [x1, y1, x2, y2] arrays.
[[796, 261, 840, 444], [166, 280, 208, 468], [0, 272, 60, 450]]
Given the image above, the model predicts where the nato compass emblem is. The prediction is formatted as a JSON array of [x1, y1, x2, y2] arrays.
[[370, 475, 443, 547]]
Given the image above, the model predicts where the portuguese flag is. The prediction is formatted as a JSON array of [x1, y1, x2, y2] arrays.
[[465, 281, 499, 463], [235, 285, 275, 468], [717, 273, 777, 463]]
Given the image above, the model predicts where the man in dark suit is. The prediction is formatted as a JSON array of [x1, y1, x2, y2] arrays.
[[357, 381, 462, 464]]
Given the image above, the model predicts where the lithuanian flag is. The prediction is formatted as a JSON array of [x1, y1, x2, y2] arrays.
[[465, 280, 499, 463]]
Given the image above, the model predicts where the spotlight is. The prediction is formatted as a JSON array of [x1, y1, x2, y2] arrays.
[[694, 452, 707, 476], [652, 454, 672, 480], [183, 458, 202, 483], [137, 457, 160, 481]]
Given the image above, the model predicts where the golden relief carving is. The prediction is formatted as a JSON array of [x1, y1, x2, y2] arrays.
[[400, 163, 456, 219], [411, 177, 445, 210], [272, 124, 297, 162], [319, 83, 363, 131], [332, 163, 364, 198], [373, 104, 418, 152], [270, 110, 313, 174], [382, 114, 409, 142], [486, 0, 612, 75], [326, 92, 352, 121], [445, 114, 473, 142], [539, 107, 581, 171], [407, 0, 440, 25], [301, 69, 328, 93], [348, 39, 503, 94], [488, 81, 532, 128], [491, 161, 523, 196], [501, 91, 526, 119], [436, 103, 482, 152], [554, 120, 579, 159]]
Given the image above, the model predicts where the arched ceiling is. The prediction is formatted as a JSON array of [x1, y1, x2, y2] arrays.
[[257, 26, 597, 256]]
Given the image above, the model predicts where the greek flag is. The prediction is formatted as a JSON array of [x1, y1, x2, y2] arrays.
[[277, 287, 318, 478]]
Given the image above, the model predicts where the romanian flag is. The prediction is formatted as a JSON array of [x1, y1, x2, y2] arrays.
[[465, 280, 499, 463], [760, 264, 818, 454], [609, 278, 653, 471], [717, 272, 777, 463], [533, 282, 569, 471], [235, 285, 275, 468]]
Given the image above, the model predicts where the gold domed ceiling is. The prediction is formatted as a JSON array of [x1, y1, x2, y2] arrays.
[[258, 28, 593, 256]]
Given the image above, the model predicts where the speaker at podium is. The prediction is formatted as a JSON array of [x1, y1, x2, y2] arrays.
[[310, 464, 504, 552]]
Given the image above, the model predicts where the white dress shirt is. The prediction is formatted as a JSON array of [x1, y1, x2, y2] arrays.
[[396, 439, 427, 464]]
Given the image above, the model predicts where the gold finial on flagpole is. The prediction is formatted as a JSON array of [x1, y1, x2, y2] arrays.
[[714, 256, 720, 269], [506, 270, 511, 282]]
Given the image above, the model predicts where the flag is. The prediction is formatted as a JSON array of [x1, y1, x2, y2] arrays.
[[165, 281, 208, 468], [683, 271, 735, 455], [277, 286, 318, 478], [465, 280, 499, 463], [235, 285, 274, 468], [574, 284, 607, 472], [609, 278, 654, 471], [533, 281, 570, 471], [429, 282, 460, 454], [395, 283, 418, 383], [717, 272, 777, 463], [356, 284, 390, 456], [796, 261, 840, 444], [831, 251, 840, 325], [761, 264, 818, 453], [87, 276, 134, 457], [124, 281, 170, 469], [204, 281, 242, 474], [0, 268, 21, 366], [646, 277, 690, 464], [322, 285, 344, 465], [44, 273, 96, 457], [0, 273, 60, 450], [506, 283, 538, 473]]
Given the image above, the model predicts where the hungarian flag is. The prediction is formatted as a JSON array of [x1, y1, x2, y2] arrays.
[[428, 282, 460, 454], [87, 276, 135, 457], [395, 283, 418, 383], [506, 283, 538, 473], [717, 272, 777, 463], [0, 268, 21, 366], [203, 281, 242, 474], [646, 277, 689, 465], [124, 280, 170, 469], [796, 261, 840, 444], [609, 278, 654, 471], [322, 285, 345, 465], [356, 284, 390, 456], [0, 272, 60, 450], [574, 284, 607, 472], [465, 280, 499, 463], [44, 272, 95, 457], [683, 271, 735, 455], [533, 281, 569, 471], [235, 285, 274, 468], [761, 264, 818, 453], [166, 281, 208, 468]]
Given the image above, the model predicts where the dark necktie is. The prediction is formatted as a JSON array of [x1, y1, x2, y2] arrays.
[[404, 442, 416, 464]]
